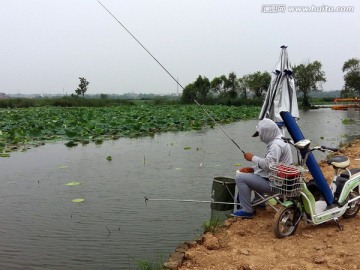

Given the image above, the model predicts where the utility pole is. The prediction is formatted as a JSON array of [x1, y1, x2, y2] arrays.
[[177, 78, 179, 96]]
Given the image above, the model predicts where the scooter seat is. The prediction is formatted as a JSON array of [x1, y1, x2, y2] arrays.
[[327, 156, 350, 169]]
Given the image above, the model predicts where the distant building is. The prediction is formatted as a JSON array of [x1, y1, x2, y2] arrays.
[[0, 93, 9, 99]]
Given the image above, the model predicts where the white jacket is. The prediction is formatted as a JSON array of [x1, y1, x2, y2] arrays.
[[252, 118, 292, 178]]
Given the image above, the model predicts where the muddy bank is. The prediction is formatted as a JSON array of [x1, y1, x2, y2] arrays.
[[164, 137, 360, 270]]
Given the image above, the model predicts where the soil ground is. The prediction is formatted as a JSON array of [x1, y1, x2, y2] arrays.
[[179, 137, 360, 270]]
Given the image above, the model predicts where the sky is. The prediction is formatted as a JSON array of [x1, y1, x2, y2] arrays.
[[1, 0, 359, 95]]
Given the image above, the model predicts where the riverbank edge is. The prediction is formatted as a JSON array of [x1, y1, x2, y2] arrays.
[[162, 136, 360, 270]]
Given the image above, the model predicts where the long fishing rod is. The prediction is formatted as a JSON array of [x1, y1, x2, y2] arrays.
[[144, 196, 241, 206], [97, 0, 245, 154], [144, 196, 279, 211]]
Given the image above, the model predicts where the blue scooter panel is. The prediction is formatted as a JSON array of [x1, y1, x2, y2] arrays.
[[280, 111, 334, 205]]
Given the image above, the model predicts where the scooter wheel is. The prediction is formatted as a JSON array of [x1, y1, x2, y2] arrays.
[[273, 206, 299, 238], [343, 191, 360, 219]]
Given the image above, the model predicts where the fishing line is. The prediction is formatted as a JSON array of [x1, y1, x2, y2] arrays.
[[97, 0, 245, 154]]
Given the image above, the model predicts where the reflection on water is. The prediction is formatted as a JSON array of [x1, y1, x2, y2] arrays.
[[0, 109, 359, 269]]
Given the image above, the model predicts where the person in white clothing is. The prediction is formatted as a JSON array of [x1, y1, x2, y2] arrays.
[[231, 118, 292, 218]]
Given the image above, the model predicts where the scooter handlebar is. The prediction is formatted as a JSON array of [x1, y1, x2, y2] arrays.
[[281, 137, 338, 153], [320, 145, 338, 152]]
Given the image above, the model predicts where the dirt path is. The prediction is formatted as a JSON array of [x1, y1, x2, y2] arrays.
[[177, 137, 360, 270]]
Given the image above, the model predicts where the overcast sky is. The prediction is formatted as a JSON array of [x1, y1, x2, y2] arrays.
[[1, 0, 359, 95]]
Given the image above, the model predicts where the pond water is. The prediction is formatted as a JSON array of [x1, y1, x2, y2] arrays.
[[0, 109, 359, 269]]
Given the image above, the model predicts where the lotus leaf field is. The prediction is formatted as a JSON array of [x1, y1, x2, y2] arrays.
[[0, 104, 260, 155]]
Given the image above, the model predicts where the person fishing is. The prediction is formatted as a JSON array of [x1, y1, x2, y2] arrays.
[[231, 118, 292, 218]]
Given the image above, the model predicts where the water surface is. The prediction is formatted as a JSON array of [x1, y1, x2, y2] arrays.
[[0, 109, 359, 269]]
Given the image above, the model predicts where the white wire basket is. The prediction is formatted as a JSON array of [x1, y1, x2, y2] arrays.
[[269, 163, 302, 197]]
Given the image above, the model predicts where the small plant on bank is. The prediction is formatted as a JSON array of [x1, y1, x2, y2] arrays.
[[202, 219, 223, 233], [131, 255, 165, 270]]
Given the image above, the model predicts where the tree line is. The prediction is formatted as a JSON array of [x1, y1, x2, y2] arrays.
[[72, 58, 360, 108], [180, 58, 360, 107]]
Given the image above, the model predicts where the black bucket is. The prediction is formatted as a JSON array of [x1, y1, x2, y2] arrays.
[[211, 176, 236, 211]]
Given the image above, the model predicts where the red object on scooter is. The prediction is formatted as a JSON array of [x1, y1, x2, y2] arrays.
[[276, 164, 301, 179]]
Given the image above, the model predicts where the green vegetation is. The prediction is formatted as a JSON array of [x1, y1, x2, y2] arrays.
[[293, 61, 326, 108], [0, 97, 135, 108], [133, 255, 165, 270], [0, 104, 260, 154], [202, 219, 223, 233], [180, 56, 360, 108], [75, 77, 90, 97], [181, 75, 210, 104], [72, 198, 85, 203], [242, 71, 271, 98], [65, 182, 81, 186], [342, 58, 360, 97], [342, 118, 356, 125], [180, 71, 271, 105]]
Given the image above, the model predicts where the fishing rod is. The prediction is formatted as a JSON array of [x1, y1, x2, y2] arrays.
[[144, 196, 241, 206], [97, 0, 246, 154], [144, 196, 279, 211]]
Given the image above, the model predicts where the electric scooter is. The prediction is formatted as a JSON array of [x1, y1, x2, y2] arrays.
[[271, 137, 360, 238]]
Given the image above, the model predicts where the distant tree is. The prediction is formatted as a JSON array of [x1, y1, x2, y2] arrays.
[[181, 75, 211, 104], [242, 71, 271, 98], [293, 61, 326, 107], [340, 87, 356, 98], [224, 72, 239, 99], [180, 83, 196, 103], [238, 77, 248, 99], [100, 94, 108, 99], [210, 72, 239, 99], [210, 75, 227, 95], [75, 77, 89, 97], [194, 75, 210, 103], [342, 58, 360, 97]]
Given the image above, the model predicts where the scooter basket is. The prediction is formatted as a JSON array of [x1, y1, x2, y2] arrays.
[[269, 163, 302, 197]]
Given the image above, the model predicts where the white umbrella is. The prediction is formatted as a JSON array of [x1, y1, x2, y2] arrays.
[[259, 45, 299, 123]]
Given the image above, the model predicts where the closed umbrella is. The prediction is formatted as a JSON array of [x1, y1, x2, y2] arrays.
[[259, 45, 299, 124]]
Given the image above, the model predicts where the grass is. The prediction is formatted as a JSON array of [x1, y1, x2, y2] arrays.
[[131, 255, 165, 270], [202, 218, 223, 233]]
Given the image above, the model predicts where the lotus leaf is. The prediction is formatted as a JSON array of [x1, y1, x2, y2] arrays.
[[29, 129, 42, 137], [65, 130, 78, 138], [0, 105, 261, 154], [65, 182, 81, 186], [72, 198, 85, 203]]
